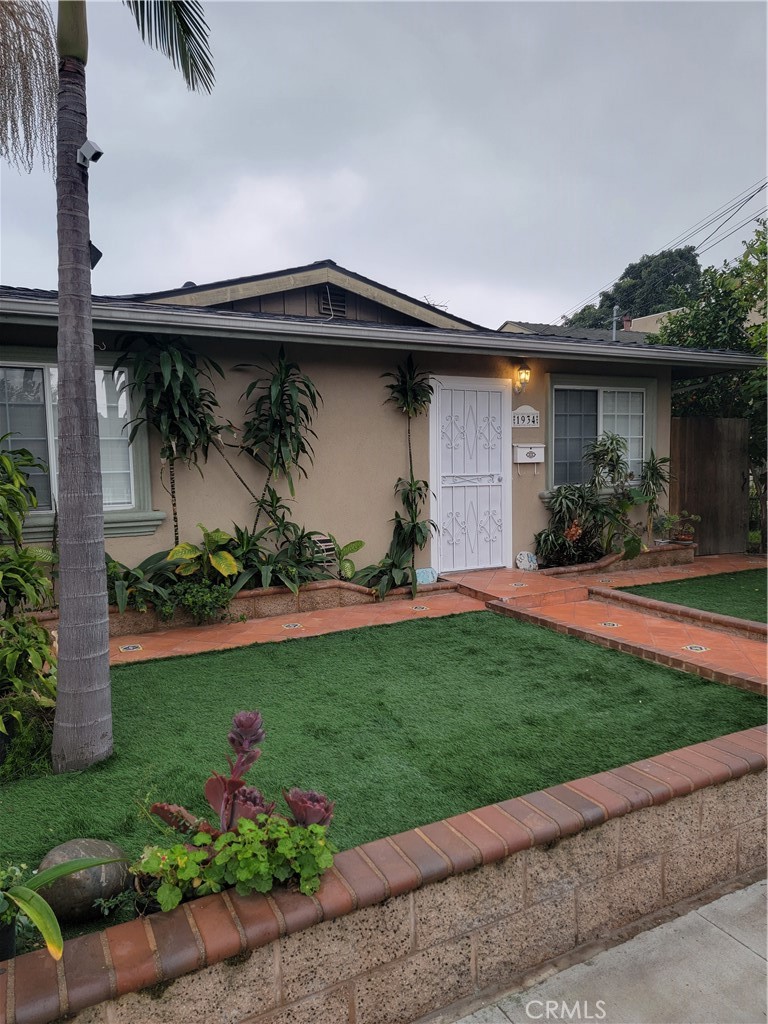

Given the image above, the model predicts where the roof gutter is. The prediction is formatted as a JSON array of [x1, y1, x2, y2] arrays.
[[1, 296, 763, 372]]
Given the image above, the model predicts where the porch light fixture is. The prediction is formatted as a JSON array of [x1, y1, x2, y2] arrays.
[[513, 361, 531, 394]]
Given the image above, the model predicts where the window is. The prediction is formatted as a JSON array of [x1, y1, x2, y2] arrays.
[[0, 358, 166, 540], [1, 363, 134, 510], [553, 385, 646, 486]]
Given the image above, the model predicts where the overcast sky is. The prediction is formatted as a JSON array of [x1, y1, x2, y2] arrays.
[[1, 0, 765, 328]]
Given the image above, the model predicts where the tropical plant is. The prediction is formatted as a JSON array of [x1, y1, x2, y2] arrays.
[[135, 711, 336, 907], [238, 347, 321, 524], [0, 435, 47, 551], [382, 356, 435, 594], [163, 578, 233, 624], [0, 855, 126, 960], [392, 477, 437, 556], [582, 431, 631, 489], [634, 450, 672, 541], [169, 524, 240, 579], [535, 433, 646, 567], [382, 355, 433, 479], [0, 0, 213, 773], [654, 510, 701, 541], [0, 616, 56, 698], [105, 551, 178, 614], [0, 617, 57, 741], [114, 335, 226, 545], [354, 545, 415, 599], [327, 535, 365, 580], [0, 546, 56, 618]]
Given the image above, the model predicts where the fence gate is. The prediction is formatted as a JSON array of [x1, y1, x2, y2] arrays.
[[669, 417, 749, 555]]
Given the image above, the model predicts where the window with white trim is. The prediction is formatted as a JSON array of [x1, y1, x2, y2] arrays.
[[553, 386, 646, 486], [0, 363, 134, 510]]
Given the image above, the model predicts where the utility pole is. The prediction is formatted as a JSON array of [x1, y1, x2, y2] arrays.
[[611, 304, 620, 341]]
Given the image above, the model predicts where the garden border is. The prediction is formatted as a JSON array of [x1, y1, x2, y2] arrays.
[[539, 544, 696, 577], [2, 727, 765, 1024], [32, 581, 459, 639], [588, 585, 768, 642]]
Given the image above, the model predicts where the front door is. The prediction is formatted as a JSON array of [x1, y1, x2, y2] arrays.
[[430, 377, 511, 572]]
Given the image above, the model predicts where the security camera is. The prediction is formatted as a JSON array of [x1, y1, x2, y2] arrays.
[[76, 140, 104, 167]]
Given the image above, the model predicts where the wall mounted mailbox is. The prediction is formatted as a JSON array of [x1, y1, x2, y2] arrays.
[[513, 444, 545, 463]]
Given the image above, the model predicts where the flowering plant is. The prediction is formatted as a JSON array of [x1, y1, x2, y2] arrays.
[[132, 711, 336, 907]]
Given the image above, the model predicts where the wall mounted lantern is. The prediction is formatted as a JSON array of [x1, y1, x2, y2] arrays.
[[513, 361, 531, 395]]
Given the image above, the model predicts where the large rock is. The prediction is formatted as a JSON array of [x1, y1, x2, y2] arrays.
[[38, 839, 129, 923]]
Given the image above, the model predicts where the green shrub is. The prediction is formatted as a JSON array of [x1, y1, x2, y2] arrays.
[[164, 578, 232, 624]]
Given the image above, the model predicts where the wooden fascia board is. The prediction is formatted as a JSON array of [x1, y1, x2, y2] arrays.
[[150, 266, 474, 331], [150, 267, 332, 307]]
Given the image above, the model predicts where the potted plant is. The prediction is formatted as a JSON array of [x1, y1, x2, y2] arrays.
[[653, 511, 701, 544], [671, 510, 701, 543], [0, 855, 124, 961]]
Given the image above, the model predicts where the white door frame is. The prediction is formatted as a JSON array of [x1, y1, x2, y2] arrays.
[[429, 375, 513, 573]]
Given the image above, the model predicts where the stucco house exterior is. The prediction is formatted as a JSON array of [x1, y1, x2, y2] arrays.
[[0, 260, 761, 574]]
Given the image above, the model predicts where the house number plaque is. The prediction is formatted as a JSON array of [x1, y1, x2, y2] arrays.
[[512, 405, 540, 427]]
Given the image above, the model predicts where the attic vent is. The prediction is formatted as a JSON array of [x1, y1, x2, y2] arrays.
[[319, 286, 346, 317]]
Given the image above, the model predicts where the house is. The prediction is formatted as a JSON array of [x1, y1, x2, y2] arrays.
[[1, 260, 761, 574]]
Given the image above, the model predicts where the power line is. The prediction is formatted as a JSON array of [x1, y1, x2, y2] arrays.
[[697, 210, 766, 257], [555, 177, 768, 323], [694, 183, 766, 250]]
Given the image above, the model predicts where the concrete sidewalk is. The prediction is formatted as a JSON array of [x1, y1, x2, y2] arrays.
[[450, 880, 767, 1024]]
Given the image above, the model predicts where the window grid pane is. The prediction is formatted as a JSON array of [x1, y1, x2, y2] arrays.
[[0, 366, 53, 508], [553, 389, 598, 485], [601, 389, 645, 479], [49, 368, 134, 509]]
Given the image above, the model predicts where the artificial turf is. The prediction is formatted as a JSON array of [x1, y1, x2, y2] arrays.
[[1, 611, 764, 866], [619, 569, 767, 623]]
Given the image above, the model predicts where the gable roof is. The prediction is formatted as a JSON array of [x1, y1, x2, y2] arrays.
[[124, 259, 488, 332]]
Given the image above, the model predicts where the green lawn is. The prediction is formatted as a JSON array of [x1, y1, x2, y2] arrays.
[[1, 612, 764, 866], [620, 569, 767, 623]]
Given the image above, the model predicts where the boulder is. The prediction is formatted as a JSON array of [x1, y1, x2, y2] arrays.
[[38, 839, 129, 923]]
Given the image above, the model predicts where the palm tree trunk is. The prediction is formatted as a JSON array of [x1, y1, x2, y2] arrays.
[[51, 8, 113, 772]]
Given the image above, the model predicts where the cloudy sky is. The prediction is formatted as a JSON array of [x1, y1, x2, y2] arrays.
[[1, 0, 765, 328]]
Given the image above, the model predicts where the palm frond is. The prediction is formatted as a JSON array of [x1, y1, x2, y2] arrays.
[[0, 0, 57, 173], [123, 0, 214, 94]]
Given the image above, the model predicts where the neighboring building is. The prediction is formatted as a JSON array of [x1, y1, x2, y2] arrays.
[[1, 260, 761, 574]]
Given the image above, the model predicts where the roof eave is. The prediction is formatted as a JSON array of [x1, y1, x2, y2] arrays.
[[0, 296, 762, 374]]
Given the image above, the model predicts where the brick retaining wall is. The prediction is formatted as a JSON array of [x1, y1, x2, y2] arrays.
[[2, 728, 765, 1024]]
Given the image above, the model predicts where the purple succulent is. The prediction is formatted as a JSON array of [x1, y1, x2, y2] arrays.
[[228, 711, 266, 753], [282, 788, 335, 827], [231, 786, 276, 823]]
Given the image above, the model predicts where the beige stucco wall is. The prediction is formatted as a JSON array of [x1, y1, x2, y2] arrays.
[[109, 343, 672, 573], [5, 323, 671, 570]]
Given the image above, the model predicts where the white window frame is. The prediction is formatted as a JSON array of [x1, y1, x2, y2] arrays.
[[1, 347, 164, 539], [547, 374, 658, 490]]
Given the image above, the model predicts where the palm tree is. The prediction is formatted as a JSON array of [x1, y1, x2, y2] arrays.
[[2, 0, 213, 772]]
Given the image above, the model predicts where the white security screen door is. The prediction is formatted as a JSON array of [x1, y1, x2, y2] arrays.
[[430, 377, 512, 572]]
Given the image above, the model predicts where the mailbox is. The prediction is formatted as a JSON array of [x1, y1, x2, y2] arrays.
[[513, 444, 545, 464]]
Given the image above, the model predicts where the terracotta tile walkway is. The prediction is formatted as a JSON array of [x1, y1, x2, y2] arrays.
[[110, 592, 486, 665], [110, 555, 766, 693], [445, 554, 766, 692]]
